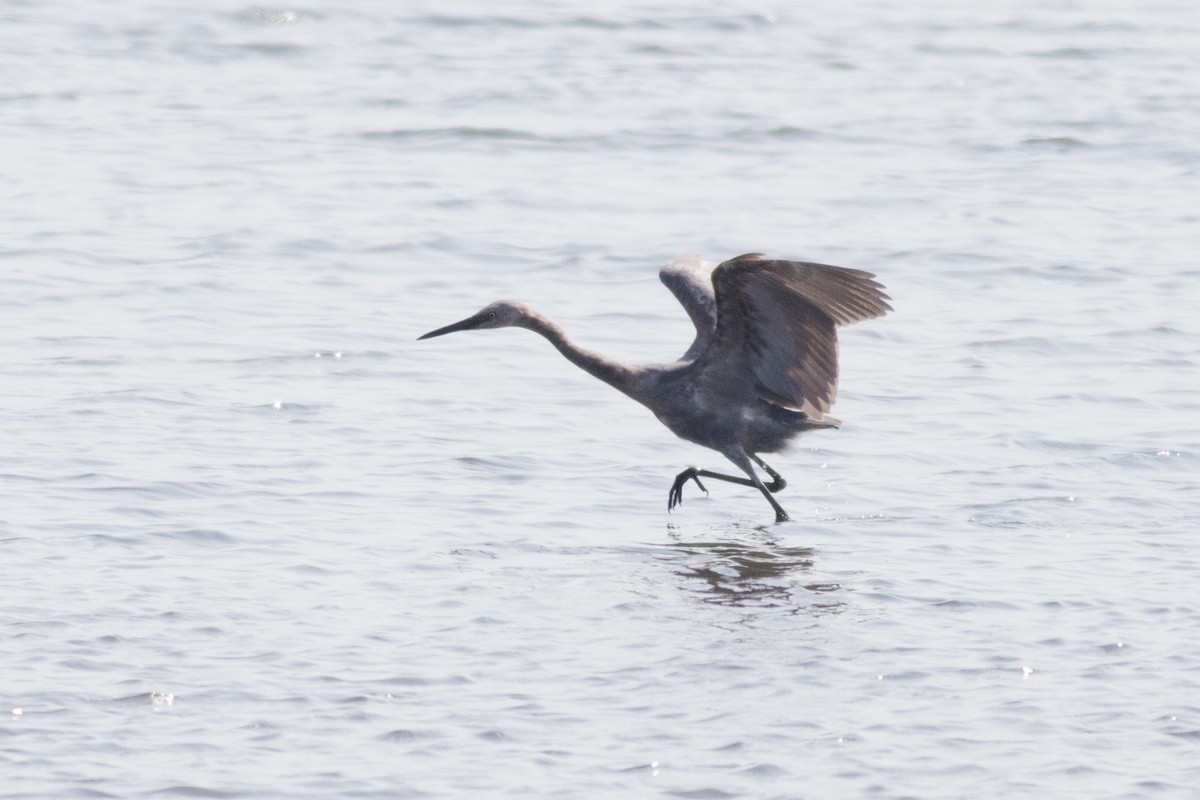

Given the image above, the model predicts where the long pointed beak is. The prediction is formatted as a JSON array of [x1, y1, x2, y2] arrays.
[[417, 313, 483, 340]]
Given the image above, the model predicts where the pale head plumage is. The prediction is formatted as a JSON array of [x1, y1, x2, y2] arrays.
[[417, 300, 532, 339]]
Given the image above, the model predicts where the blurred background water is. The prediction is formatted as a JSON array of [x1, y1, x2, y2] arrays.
[[2, 1, 1199, 797]]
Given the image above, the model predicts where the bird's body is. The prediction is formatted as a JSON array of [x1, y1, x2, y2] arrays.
[[419, 252, 891, 522]]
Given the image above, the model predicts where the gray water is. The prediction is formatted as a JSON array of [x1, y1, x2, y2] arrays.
[[4, 1, 1199, 797]]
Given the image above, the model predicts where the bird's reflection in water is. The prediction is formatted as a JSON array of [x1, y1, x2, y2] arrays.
[[660, 524, 846, 613]]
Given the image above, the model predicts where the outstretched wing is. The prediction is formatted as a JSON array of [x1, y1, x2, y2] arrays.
[[659, 252, 718, 361], [696, 253, 892, 418]]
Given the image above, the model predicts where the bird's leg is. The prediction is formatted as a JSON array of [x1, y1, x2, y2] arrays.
[[667, 453, 791, 523], [667, 458, 785, 505], [749, 455, 787, 493], [668, 467, 709, 512], [757, 480, 790, 524], [670, 466, 769, 511], [728, 448, 790, 523]]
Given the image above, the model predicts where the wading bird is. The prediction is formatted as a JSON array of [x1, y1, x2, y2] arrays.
[[418, 253, 891, 522]]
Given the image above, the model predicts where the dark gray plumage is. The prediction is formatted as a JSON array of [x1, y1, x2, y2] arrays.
[[418, 252, 891, 522], [658, 252, 717, 361]]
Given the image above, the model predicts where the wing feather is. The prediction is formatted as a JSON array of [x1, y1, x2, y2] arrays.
[[659, 252, 718, 361], [698, 253, 892, 417]]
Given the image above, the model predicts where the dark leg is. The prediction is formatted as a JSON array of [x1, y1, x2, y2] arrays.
[[666, 452, 790, 523], [668, 467, 733, 512], [750, 455, 787, 493], [728, 448, 789, 523], [668, 467, 707, 512]]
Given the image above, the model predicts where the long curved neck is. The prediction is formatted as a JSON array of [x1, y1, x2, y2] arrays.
[[520, 310, 641, 399]]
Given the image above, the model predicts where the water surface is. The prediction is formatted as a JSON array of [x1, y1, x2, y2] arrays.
[[3, 1, 1198, 797]]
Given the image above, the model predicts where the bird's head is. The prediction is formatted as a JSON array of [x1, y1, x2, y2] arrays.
[[417, 300, 531, 340]]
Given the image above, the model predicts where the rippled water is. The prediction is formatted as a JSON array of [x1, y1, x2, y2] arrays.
[[4, 1, 1199, 797]]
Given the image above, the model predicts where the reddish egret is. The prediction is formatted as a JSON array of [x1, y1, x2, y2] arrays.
[[418, 253, 891, 522]]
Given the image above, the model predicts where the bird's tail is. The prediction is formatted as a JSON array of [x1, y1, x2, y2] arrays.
[[769, 403, 840, 430]]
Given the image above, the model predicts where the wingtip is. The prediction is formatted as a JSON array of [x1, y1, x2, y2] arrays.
[[666, 252, 705, 273]]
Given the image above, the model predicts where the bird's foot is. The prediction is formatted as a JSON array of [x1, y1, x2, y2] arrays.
[[668, 467, 708, 512]]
